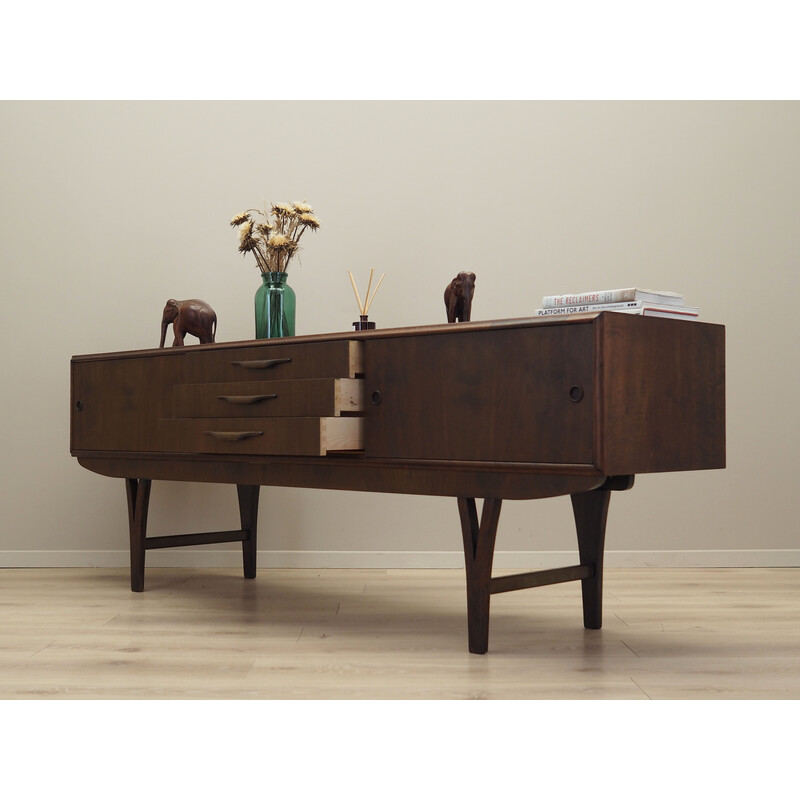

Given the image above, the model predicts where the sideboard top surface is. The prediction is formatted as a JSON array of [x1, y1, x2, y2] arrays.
[[71, 312, 674, 362]]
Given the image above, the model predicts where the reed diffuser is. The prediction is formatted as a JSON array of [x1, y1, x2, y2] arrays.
[[348, 268, 385, 330]]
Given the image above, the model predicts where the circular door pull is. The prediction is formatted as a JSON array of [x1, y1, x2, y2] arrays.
[[569, 386, 584, 402]]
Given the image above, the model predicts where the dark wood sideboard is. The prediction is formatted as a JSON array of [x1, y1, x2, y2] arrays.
[[70, 312, 725, 653]]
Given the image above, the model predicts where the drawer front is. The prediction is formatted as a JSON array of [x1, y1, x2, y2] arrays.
[[163, 417, 363, 456], [181, 339, 362, 384], [173, 378, 364, 418], [365, 324, 596, 464]]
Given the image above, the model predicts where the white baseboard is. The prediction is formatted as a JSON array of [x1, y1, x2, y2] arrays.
[[2, 549, 800, 569]]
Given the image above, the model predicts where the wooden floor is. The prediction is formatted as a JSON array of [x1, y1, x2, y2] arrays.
[[1, 566, 798, 699]]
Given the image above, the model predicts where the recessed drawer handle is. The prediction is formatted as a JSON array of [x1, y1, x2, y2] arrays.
[[205, 430, 264, 441], [218, 394, 278, 405], [231, 358, 292, 370]]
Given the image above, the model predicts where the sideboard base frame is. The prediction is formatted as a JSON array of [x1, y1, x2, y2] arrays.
[[118, 470, 632, 655]]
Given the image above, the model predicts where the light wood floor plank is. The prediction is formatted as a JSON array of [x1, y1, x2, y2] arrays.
[[0, 567, 798, 699]]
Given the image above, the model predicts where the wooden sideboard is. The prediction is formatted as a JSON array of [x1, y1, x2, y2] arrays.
[[70, 312, 726, 653]]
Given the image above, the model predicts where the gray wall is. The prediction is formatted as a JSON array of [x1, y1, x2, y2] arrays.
[[2, 101, 798, 567]]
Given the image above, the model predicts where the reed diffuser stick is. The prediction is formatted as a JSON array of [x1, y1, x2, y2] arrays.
[[348, 269, 365, 315], [365, 273, 386, 314], [364, 268, 374, 316]]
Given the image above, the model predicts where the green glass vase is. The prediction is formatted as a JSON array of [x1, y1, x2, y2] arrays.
[[255, 271, 296, 339]]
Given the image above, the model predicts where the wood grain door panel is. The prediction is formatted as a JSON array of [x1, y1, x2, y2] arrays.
[[365, 324, 596, 464], [71, 353, 184, 452]]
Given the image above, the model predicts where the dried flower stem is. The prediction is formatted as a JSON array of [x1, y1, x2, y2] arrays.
[[230, 201, 320, 273]]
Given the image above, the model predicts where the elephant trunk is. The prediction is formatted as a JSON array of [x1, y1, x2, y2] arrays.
[[461, 291, 473, 322], [159, 321, 168, 348]]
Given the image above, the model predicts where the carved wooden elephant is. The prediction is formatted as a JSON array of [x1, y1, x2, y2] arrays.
[[159, 298, 217, 347], [444, 271, 476, 323]]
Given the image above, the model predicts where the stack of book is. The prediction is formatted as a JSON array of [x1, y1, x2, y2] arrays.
[[534, 288, 699, 320]]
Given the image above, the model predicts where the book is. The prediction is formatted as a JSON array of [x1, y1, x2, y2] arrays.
[[534, 300, 699, 319], [541, 287, 685, 308]]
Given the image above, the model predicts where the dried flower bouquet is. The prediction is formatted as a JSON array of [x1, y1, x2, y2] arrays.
[[230, 201, 320, 273]]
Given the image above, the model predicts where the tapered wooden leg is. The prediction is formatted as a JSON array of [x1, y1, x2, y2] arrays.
[[237, 485, 260, 579], [571, 487, 611, 629], [125, 478, 152, 593], [458, 497, 503, 654]]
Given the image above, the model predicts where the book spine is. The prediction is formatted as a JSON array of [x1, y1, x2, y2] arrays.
[[640, 308, 698, 319], [541, 289, 634, 308], [535, 301, 643, 316], [534, 302, 699, 318]]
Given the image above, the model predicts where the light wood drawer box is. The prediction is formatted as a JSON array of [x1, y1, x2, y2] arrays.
[[173, 378, 364, 418], [162, 417, 364, 456], [181, 339, 363, 383]]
